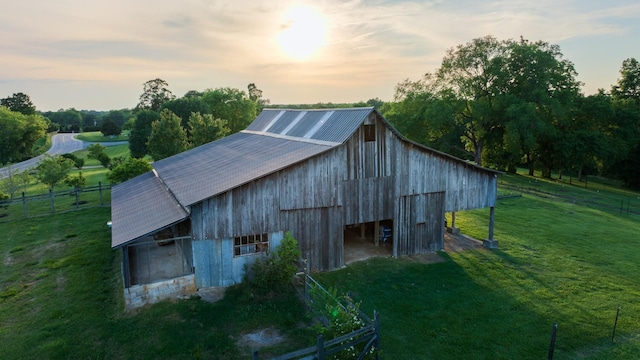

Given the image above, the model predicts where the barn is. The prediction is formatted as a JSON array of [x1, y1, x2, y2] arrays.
[[111, 107, 499, 309]]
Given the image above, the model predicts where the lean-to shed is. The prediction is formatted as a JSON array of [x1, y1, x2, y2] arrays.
[[111, 107, 498, 309]]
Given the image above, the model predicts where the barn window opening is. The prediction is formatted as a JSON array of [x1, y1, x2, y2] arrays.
[[234, 233, 269, 256], [364, 124, 376, 142]]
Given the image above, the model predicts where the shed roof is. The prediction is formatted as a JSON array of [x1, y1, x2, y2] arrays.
[[111, 171, 189, 247]]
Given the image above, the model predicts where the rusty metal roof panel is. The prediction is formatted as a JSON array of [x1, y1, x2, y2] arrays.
[[152, 131, 335, 206], [111, 171, 189, 248]]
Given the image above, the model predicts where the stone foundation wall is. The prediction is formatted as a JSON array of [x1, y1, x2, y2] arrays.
[[124, 274, 196, 311]]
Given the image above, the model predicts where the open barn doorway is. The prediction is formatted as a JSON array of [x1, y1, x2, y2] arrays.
[[343, 220, 393, 265]]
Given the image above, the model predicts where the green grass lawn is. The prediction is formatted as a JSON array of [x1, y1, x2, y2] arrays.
[[76, 131, 130, 142], [1, 174, 640, 359], [0, 208, 314, 359]]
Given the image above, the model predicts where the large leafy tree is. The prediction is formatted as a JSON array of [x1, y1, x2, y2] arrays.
[[188, 112, 231, 147], [385, 35, 581, 176], [201, 88, 257, 134], [147, 109, 189, 160], [606, 58, 640, 188], [137, 78, 175, 111], [611, 58, 640, 105], [0, 107, 47, 165], [35, 155, 74, 190], [1, 92, 36, 115], [129, 110, 159, 158], [101, 119, 121, 137]]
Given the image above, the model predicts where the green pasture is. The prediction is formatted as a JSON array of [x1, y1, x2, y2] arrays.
[[1, 173, 640, 359], [75, 131, 130, 142]]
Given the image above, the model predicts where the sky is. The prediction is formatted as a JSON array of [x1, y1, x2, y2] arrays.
[[1, 0, 639, 111]]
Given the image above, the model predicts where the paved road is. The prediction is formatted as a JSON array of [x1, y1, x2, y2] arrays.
[[0, 133, 128, 179]]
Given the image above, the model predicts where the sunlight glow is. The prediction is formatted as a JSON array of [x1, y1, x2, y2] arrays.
[[277, 5, 328, 61]]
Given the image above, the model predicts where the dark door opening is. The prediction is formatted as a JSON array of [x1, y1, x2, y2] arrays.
[[343, 220, 393, 265]]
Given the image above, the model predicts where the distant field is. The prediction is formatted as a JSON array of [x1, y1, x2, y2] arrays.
[[1, 173, 639, 359]]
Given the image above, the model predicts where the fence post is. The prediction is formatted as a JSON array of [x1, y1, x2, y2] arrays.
[[374, 310, 381, 360], [547, 323, 557, 360], [49, 189, 55, 213], [317, 335, 325, 360], [612, 307, 621, 343], [99, 182, 104, 205], [22, 192, 27, 218]]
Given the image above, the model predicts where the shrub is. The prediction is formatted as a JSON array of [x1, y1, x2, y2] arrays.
[[243, 231, 301, 294]]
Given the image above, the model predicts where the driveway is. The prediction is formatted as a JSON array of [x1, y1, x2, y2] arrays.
[[0, 133, 128, 179]]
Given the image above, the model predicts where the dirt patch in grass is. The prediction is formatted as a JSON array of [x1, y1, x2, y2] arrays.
[[237, 327, 285, 351]]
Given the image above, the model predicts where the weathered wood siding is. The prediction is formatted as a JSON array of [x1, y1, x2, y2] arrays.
[[395, 192, 445, 256], [189, 112, 497, 276]]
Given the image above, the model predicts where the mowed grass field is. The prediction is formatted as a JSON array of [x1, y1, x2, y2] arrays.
[[1, 172, 640, 359]]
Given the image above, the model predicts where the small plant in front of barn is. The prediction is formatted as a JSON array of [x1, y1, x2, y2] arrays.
[[243, 231, 301, 296], [313, 293, 378, 360]]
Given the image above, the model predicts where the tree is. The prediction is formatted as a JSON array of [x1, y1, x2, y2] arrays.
[[60, 153, 85, 170], [386, 35, 581, 175], [0, 165, 21, 198], [64, 171, 86, 189], [86, 143, 107, 161], [129, 110, 159, 158], [100, 118, 121, 137], [247, 83, 270, 112], [611, 58, 640, 106], [0, 107, 47, 165], [43, 108, 83, 132], [188, 112, 231, 147], [201, 88, 258, 133], [161, 95, 208, 131], [137, 78, 175, 111], [107, 157, 152, 183], [147, 109, 189, 160], [35, 155, 74, 190], [1, 92, 36, 115]]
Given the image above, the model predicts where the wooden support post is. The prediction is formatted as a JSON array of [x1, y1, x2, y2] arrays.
[[360, 223, 365, 240], [483, 206, 498, 249], [374, 221, 380, 246], [448, 212, 460, 234]]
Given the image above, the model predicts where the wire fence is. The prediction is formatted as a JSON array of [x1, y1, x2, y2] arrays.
[[0, 183, 111, 223], [498, 181, 640, 217]]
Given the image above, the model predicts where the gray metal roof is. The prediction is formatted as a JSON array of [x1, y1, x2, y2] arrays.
[[111, 171, 189, 247], [246, 107, 374, 143], [153, 131, 335, 206]]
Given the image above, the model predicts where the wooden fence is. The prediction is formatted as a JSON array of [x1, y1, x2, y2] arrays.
[[253, 270, 381, 360], [0, 183, 111, 222]]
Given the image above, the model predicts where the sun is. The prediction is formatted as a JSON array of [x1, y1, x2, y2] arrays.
[[277, 5, 327, 61]]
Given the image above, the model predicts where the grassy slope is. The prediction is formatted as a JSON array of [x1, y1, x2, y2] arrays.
[[0, 208, 313, 359], [316, 175, 640, 359]]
